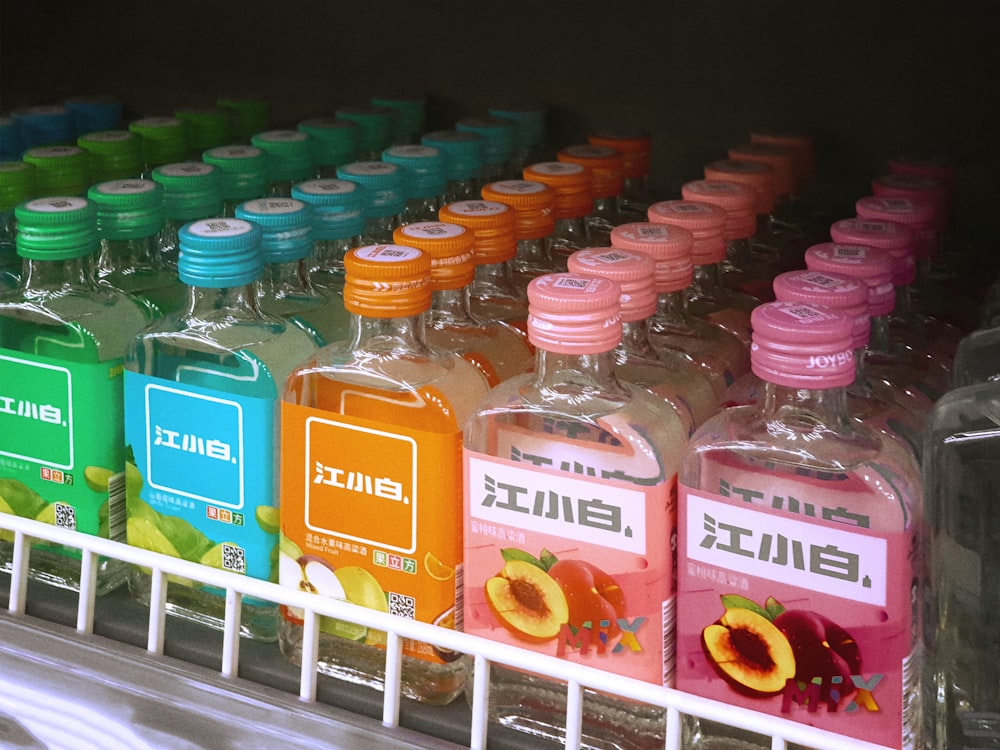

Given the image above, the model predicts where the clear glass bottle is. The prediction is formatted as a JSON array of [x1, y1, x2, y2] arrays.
[[393, 220, 533, 386], [250, 129, 316, 198], [381, 144, 447, 223], [151, 162, 223, 269], [462, 272, 688, 750], [22, 145, 91, 197], [65, 95, 124, 134], [291, 178, 364, 297], [90, 178, 185, 316], [0, 161, 35, 291], [488, 102, 549, 174], [480, 178, 557, 296], [11, 104, 77, 150], [678, 300, 922, 750], [128, 116, 189, 178], [0, 196, 154, 593], [278, 243, 489, 703], [201, 144, 269, 217], [455, 115, 517, 183], [77, 130, 143, 183], [216, 96, 271, 144], [335, 160, 406, 245], [522, 161, 592, 272], [568, 246, 721, 436], [589, 127, 655, 221], [557, 143, 626, 245], [370, 93, 427, 146], [124, 217, 319, 641], [174, 105, 232, 158], [952, 325, 1000, 387], [334, 104, 397, 161], [296, 117, 359, 178], [420, 129, 485, 204]]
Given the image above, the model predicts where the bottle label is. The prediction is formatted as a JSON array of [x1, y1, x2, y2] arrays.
[[677, 457, 918, 749], [0, 348, 127, 544], [279, 400, 464, 662], [463, 417, 676, 686], [122, 371, 277, 583]]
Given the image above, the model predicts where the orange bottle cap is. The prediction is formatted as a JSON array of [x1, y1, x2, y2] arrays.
[[343, 244, 432, 317], [750, 129, 816, 189], [438, 200, 517, 264], [481, 179, 555, 240], [557, 144, 625, 199], [393, 221, 475, 290], [703, 158, 776, 216], [680, 179, 757, 241], [727, 142, 797, 199], [588, 127, 652, 179], [522, 161, 593, 219]]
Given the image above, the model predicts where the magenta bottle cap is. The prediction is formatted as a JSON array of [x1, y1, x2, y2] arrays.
[[750, 302, 855, 389], [680, 180, 757, 241], [830, 217, 916, 287], [772, 269, 870, 350], [871, 172, 949, 231], [855, 195, 937, 262], [527, 273, 622, 354], [567, 247, 658, 322], [804, 242, 896, 317], [647, 200, 727, 266], [610, 222, 694, 294]]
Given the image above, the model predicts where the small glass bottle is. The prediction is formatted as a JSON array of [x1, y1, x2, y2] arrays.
[[588, 126, 655, 220], [488, 102, 548, 174], [952, 325, 1000, 387], [216, 96, 271, 144], [174, 105, 232, 157], [335, 160, 406, 245], [677, 300, 922, 750], [393, 220, 533, 386], [250, 129, 316, 197], [296, 117, 359, 178], [201, 144, 269, 217], [0, 161, 35, 290], [128, 116, 189, 178], [462, 272, 688, 750], [124, 217, 319, 641], [65, 95, 124, 134], [278, 243, 489, 703], [334, 104, 397, 161], [0, 196, 154, 593], [370, 93, 427, 146], [90, 178, 185, 316], [522, 161, 592, 271], [381, 144, 447, 223], [11, 104, 76, 150], [22, 145, 91, 197], [455, 115, 518, 183], [77, 130, 143, 183], [557, 143, 626, 245], [481, 178, 557, 296], [568, 246, 721, 435], [420, 129, 485, 204], [151, 162, 223, 269]]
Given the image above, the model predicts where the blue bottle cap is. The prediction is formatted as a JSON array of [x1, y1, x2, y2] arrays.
[[420, 130, 483, 181], [235, 197, 314, 263], [65, 95, 123, 133], [335, 161, 406, 218], [488, 103, 547, 152], [455, 116, 515, 167], [12, 105, 77, 149], [381, 144, 446, 200], [0, 117, 26, 160], [178, 218, 264, 288], [291, 179, 365, 240]]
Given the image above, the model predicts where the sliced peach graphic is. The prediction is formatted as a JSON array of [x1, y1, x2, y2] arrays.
[[774, 609, 860, 703], [703, 606, 796, 694], [548, 559, 626, 636], [485, 559, 569, 642]]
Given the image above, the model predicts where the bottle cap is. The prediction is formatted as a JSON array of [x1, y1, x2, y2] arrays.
[[334, 104, 396, 155], [703, 158, 776, 215], [65, 95, 123, 133], [727, 142, 797, 199], [381, 144, 446, 199], [174, 106, 232, 152], [557, 144, 625, 200], [177, 218, 263, 287], [420, 130, 484, 181], [291, 179, 366, 241], [216, 96, 271, 142], [343, 244, 432, 318], [456, 116, 516, 169], [201, 145, 269, 202], [749, 129, 816, 191], [152, 162, 223, 221], [0, 161, 37, 212], [250, 130, 316, 183], [88, 179, 165, 240], [22, 145, 91, 197], [0, 117, 25, 160], [772, 269, 870, 350], [567, 247, 658, 322], [680, 179, 757, 241], [481, 179, 555, 240], [588, 127, 653, 179], [235, 197, 314, 263], [871, 172, 949, 231], [522, 161, 593, 219], [393, 221, 475, 290], [77, 130, 142, 182], [297, 117, 359, 169], [829, 217, 916, 287], [14, 196, 99, 260], [803, 242, 896, 317], [887, 153, 957, 222], [750, 302, 854, 389], [854, 194, 937, 261], [610, 222, 694, 293], [369, 94, 427, 142], [438, 200, 517, 264], [488, 103, 547, 153], [527, 273, 622, 354], [335, 160, 407, 218], [128, 116, 189, 169], [647, 200, 727, 266], [12, 105, 76, 149]]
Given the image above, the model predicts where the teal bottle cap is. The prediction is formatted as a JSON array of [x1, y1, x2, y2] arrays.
[[202, 145, 269, 201], [0, 161, 37, 212], [88, 178, 165, 240], [420, 130, 484, 181], [369, 94, 427, 141], [291, 179, 365, 240], [216, 96, 271, 142], [250, 130, 315, 183], [456, 116, 515, 167], [1, 117, 26, 160], [65, 95, 123, 133], [334, 104, 396, 154], [335, 161, 407, 218], [22, 145, 91, 196], [12, 105, 76, 149], [296, 117, 359, 168], [488, 103, 547, 151], [235, 197, 314, 263], [178, 217, 263, 288], [151, 162, 223, 221], [381, 144, 446, 199], [174, 106, 232, 152], [14, 196, 99, 260], [77, 130, 143, 182], [129, 116, 189, 169]]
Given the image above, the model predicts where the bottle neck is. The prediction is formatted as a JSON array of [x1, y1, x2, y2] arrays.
[[311, 236, 355, 278], [471, 260, 519, 299], [402, 196, 443, 224], [513, 237, 551, 267], [652, 289, 693, 324], [20, 255, 99, 296], [350, 311, 429, 355], [362, 214, 401, 245], [894, 284, 914, 315], [443, 178, 478, 204], [98, 234, 164, 276], [759, 379, 853, 431], [532, 345, 629, 399], [258, 259, 321, 299], [618, 319, 658, 358], [430, 286, 478, 324], [690, 262, 726, 301], [184, 282, 266, 320], [867, 314, 893, 354]]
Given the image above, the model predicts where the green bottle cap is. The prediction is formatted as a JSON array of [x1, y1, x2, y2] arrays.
[[88, 178, 165, 240], [14, 196, 99, 260], [250, 130, 316, 183], [216, 96, 271, 142], [296, 118, 359, 168], [178, 217, 263, 288], [369, 94, 427, 142], [175, 106, 232, 152], [151, 162, 223, 221], [77, 130, 143, 182], [129, 116, 189, 169], [22, 145, 92, 197], [333, 105, 396, 154], [0, 161, 37, 212], [202, 145, 269, 201]]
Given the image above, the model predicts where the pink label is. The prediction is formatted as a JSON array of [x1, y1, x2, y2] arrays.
[[677, 459, 918, 748]]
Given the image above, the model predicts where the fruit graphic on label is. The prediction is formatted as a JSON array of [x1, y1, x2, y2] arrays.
[[335, 565, 389, 612], [0, 496, 15, 541], [255, 505, 279, 535], [485, 558, 570, 642], [34, 502, 56, 525], [0, 478, 46, 519], [424, 551, 456, 581], [702, 598, 797, 695], [432, 606, 463, 662], [84, 465, 115, 492], [773, 609, 860, 704], [548, 559, 627, 637]]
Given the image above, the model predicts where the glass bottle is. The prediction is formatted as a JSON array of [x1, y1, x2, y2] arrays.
[[77, 130, 143, 183], [648, 198, 757, 348], [174, 105, 232, 158], [334, 104, 397, 161], [480, 178, 557, 296], [22, 145, 91, 197], [677, 300, 922, 750], [123, 217, 319, 641], [567, 246, 720, 435], [381, 144, 447, 223], [488, 102, 549, 174], [291, 178, 364, 299], [65, 95, 123, 135], [335, 161, 406, 245], [952, 325, 1000, 387], [201, 144, 269, 217], [393, 220, 533, 386], [370, 93, 427, 146], [455, 115, 517, 183], [557, 143, 626, 245], [522, 161, 592, 271], [151, 162, 223, 269], [420, 129, 485, 204], [250, 129, 316, 197], [589, 127, 655, 221], [90, 178, 185, 316], [462, 272, 688, 750], [278, 243, 489, 703], [0, 161, 35, 291], [216, 96, 271, 144], [0, 196, 154, 593], [11, 104, 76, 150], [128, 116, 189, 178], [296, 117, 359, 178]]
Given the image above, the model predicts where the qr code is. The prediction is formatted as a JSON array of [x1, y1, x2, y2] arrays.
[[221, 543, 246, 574], [54, 502, 76, 530], [388, 592, 416, 620]]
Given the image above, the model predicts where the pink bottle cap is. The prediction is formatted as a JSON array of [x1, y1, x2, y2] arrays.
[[727, 142, 797, 198], [772, 269, 870, 350], [871, 172, 949, 231], [527, 273, 622, 354], [680, 180, 757, 241], [567, 247, 658, 322], [703, 158, 776, 216], [750, 302, 855, 389], [804, 242, 896, 317], [855, 194, 937, 261], [610, 222, 694, 293], [829, 217, 916, 287], [647, 200, 727, 266], [887, 153, 957, 196]]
